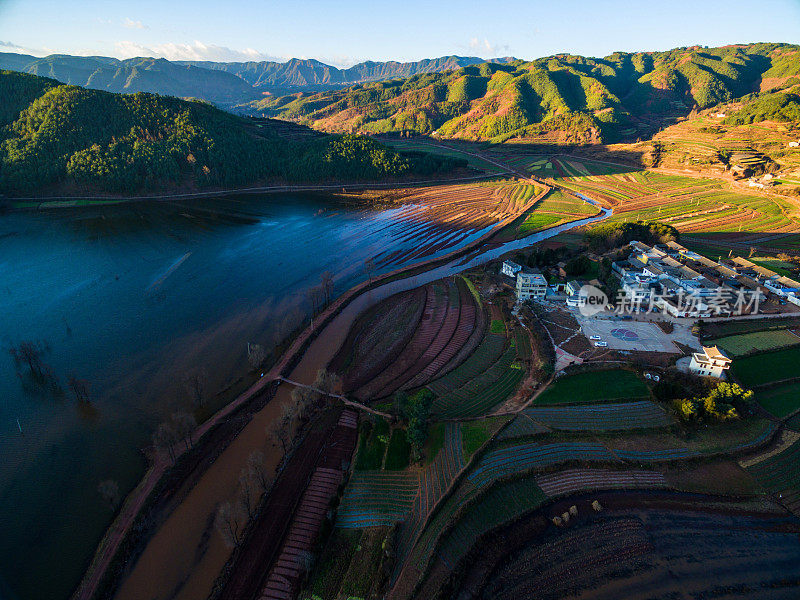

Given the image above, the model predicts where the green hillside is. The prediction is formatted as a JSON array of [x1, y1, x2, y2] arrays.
[[0, 71, 463, 196], [249, 44, 800, 143]]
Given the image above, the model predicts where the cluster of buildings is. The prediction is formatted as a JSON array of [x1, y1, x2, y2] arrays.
[[613, 240, 800, 317]]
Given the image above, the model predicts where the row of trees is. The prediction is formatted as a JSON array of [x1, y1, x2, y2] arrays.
[[584, 221, 679, 252], [215, 369, 342, 548]]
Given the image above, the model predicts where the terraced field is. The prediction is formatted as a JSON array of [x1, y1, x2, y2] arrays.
[[744, 437, 800, 516], [436, 478, 547, 567], [338, 277, 487, 401], [428, 322, 524, 418], [711, 328, 800, 357], [547, 157, 800, 245], [522, 401, 673, 431], [466, 442, 618, 488], [536, 468, 667, 497], [336, 471, 419, 528], [476, 507, 800, 600], [515, 189, 601, 236], [363, 181, 548, 270]]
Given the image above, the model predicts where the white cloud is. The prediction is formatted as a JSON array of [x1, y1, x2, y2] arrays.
[[0, 40, 55, 57], [468, 37, 510, 57], [123, 18, 147, 30], [113, 40, 276, 62]]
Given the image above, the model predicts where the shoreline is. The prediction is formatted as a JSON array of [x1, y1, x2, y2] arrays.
[[2, 173, 507, 211]]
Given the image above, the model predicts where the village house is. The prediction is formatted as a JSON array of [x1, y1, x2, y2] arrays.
[[516, 268, 548, 301], [501, 260, 523, 279], [689, 345, 732, 378]]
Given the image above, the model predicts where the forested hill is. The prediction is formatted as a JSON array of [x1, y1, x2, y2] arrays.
[[0, 71, 464, 196], [251, 43, 800, 143]]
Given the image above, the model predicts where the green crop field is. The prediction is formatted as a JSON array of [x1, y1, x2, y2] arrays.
[[756, 382, 800, 418], [437, 478, 547, 567], [490, 319, 506, 334], [731, 347, 800, 388], [711, 329, 800, 357], [550, 157, 800, 244], [534, 369, 651, 405]]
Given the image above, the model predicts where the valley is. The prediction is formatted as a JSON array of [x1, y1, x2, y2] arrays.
[[1, 22, 800, 600]]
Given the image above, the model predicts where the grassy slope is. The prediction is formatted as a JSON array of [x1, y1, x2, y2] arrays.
[[251, 44, 800, 143]]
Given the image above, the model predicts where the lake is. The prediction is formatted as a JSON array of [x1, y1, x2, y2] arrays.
[[0, 193, 497, 600]]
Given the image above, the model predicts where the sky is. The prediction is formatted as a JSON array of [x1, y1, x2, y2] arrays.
[[0, 0, 798, 66]]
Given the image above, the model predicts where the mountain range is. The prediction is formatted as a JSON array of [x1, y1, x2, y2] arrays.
[[0, 52, 515, 106], [252, 43, 800, 142]]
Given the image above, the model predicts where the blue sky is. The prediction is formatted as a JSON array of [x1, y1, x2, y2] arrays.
[[0, 0, 798, 66]]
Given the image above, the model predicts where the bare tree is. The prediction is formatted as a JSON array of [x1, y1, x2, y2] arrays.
[[183, 368, 208, 408], [267, 402, 296, 457], [152, 422, 179, 462], [238, 468, 257, 519], [291, 387, 314, 420], [67, 376, 90, 403], [314, 369, 342, 397], [364, 257, 376, 282], [306, 286, 323, 315], [97, 479, 120, 510], [214, 501, 243, 548], [320, 271, 334, 305], [247, 450, 273, 494], [171, 412, 196, 451], [247, 343, 267, 370], [9, 341, 46, 378]]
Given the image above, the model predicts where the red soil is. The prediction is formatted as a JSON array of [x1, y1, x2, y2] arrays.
[[221, 410, 358, 600]]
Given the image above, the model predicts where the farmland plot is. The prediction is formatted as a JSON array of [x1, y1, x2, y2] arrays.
[[346, 277, 483, 400], [552, 159, 800, 242], [365, 181, 547, 269], [437, 478, 547, 567], [522, 401, 672, 431], [536, 468, 667, 497], [710, 328, 800, 357], [478, 508, 800, 600], [336, 471, 419, 528], [744, 437, 800, 515]]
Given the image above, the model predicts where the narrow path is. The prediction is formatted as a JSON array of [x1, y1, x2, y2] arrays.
[[276, 377, 393, 419]]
